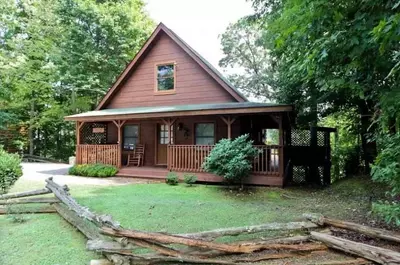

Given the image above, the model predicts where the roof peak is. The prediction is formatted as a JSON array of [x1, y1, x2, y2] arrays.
[[95, 22, 248, 110]]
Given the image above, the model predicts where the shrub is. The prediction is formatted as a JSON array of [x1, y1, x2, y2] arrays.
[[371, 133, 400, 225], [0, 147, 23, 195], [183, 174, 197, 186], [166, 172, 179, 185], [68, 164, 118, 178], [203, 134, 259, 184]]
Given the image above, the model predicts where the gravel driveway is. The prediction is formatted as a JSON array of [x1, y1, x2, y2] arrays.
[[21, 162, 157, 186]]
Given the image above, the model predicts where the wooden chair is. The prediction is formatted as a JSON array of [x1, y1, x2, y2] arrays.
[[127, 144, 145, 167]]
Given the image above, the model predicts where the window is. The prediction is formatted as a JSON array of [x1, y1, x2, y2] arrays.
[[159, 124, 174, 144], [195, 123, 215, 145], [123, 125, 139, 150], [156, 63, 175, 92]]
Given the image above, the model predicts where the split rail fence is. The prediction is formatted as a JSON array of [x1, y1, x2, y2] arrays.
[[1, 179, 400, 265]]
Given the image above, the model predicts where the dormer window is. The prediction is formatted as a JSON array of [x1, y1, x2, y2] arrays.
[[155, 63, 175, 93]]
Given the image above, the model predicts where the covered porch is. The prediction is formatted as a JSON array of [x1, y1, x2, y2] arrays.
[[66, 102, 293, 186]]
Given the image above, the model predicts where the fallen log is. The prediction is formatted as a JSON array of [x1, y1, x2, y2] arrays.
[[178, 221, 318, 240], [234, 252, 300, 262], [0, 205, 56, 214], [98, 250, 237, 265], [306, 214, 400, 244], [0, 197, 60, 205], [101, 227, 326, 254], [88, 238, 183, 257], [45, 177, 120, 228], [53, 203, 102, 240], [305, 258, 371, 265], [0, 188, 51, 200], [310, 231, 400, 265], [53, 203, 129, 265]]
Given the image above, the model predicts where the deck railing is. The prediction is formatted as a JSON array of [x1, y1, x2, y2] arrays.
[[76, 144, 119, 166], [167, 144, 282, 176]]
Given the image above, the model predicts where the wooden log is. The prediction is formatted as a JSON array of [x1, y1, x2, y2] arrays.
[[53, 203, 102, 240], [178, 221, 318, 240], [310, 231, 400, 265], [101, 227, 326, 254], [0, 205, 56, 214], [45, 177, 120, 228], [306, 214, 400, 244], [98, 250, 237, 265], [88, 238, 183, 257], [0, 188, 51, 200], [234, 252, 300, 262], [90, 260, 113, 265], [53, 204, 129, 265], [305, 258, 371, 265], [0, 197, 60, 205]]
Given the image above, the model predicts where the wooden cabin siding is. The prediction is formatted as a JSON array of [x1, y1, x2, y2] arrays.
[[104, 32, 237, 109]]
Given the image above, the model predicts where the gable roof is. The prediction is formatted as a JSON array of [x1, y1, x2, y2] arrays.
[[96, 23, 248, 110]]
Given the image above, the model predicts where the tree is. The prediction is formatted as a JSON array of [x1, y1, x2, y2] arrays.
[[0, 0, 154, 160], [219, 18, 272, 100]]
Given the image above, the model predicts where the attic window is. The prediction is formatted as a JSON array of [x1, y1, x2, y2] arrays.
[[156, 63, 175, 93]]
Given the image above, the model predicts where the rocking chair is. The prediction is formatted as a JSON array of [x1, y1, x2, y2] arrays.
[[127, 144, 145, 167]]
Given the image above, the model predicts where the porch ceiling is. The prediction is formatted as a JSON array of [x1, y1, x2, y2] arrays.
[[65, 102, 293, 122]]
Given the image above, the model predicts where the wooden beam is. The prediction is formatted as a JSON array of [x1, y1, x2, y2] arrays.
[[219, 116, 236, 139], [0, 188, 51, 200], [178, 221, 317, 240], [306, 214, 400, 244], [310, 231, 400, 265], [0, 205, 57, 214], [278, 113, 284, 180], [0, 197, 60, 205]]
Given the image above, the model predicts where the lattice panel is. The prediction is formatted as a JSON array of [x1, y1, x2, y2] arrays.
[[291, 129, 310, 146], [292, 166, 307, 184], [317, 131, 326, 147], [80, 123, 107, 144]]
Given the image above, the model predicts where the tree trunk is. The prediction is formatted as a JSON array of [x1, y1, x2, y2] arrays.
[[306, 214, 400, 244], [29, 100, 35, 156], [310, 231, 400, 264], [0, 188, 51, 200]]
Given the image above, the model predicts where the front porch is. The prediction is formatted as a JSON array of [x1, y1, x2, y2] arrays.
[[68, 102, 293, 186]]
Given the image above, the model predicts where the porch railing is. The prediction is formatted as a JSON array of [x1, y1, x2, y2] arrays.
[[76, 144, 119, 166], [167, 145, 282, 176]]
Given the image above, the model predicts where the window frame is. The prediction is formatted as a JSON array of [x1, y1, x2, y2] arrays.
[[194, 122, 216, 145], [154, 62, 176, 94], [122, 124, 140, 151]]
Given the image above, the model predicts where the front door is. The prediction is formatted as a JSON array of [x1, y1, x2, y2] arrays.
[[156, 124, 171, 165]]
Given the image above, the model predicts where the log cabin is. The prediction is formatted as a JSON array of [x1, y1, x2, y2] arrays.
[[65, 23, 293, 186]]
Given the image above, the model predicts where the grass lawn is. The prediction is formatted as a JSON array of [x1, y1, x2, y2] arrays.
[[0, 175, 387, 265]]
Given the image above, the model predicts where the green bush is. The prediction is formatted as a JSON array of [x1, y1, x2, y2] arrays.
[[166, 172, 179, 185], [203, 134, 259, 184], [183, 174, 197, 186], [371, 133, 400, 226], [0, 147, 23, 195], [68, 164, 118, 178]]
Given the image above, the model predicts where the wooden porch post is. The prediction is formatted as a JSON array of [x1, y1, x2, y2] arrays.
[[76, 121, 84, 164], [113, 120, 126, 168], [220, 116, 236, 139], [278, 114, 284, 180]]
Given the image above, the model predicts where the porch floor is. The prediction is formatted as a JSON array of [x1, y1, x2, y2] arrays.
[[116, 166, 283, 186]]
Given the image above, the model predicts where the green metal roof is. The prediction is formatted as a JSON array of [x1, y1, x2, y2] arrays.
[[65, 102, 292, 120]]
